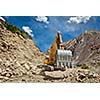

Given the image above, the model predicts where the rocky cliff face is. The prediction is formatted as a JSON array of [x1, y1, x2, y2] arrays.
[[0, 20, 45, 82], [63, 30, 100, 74]]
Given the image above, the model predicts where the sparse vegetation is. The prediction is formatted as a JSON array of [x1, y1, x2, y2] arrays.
[[77, 64, 90, 69], [3, 21, 32, 39]]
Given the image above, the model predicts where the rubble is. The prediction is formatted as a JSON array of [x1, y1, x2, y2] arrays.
[[0, 26, 44, 82], [0, 21, 100, 83]]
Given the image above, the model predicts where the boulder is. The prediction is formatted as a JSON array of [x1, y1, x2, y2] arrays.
[[6, 73, 11, 77], [44, 71, 65, 79], [76, 73, 86, 82], [23, 63, 30, 71]]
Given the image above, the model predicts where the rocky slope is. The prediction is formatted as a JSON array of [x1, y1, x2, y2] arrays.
[[0, 19, 100, 83], [63, 30, 100, 74], [0, 19, 45, 82]]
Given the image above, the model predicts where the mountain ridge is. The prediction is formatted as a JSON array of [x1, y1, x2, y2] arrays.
[[63, 30, 100, 74]]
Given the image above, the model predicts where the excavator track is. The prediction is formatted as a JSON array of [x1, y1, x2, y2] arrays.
[[37, 64, 66, 71]]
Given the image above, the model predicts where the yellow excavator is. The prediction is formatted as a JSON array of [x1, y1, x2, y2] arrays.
[[44, 31, 63, 65], [43, 31, 73, 71]]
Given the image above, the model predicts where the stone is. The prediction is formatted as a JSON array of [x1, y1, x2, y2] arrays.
[[35, 68, 42, 74], [6, 73, 11, 77], [16, 61, 21, 67], [69, 73, 73, 77], [93, 73, 97, 78], [0, 68, 2, 73], [0, 76, 4, 79], [3, 77, 9, 80], [1, 72, 6, 76], [18, 72, 23, 76], [0, 76, 9, 80], [5, 60, 10, 67], [44, 71, 64, 79], [32, 65, 37, 71], [19, 67, 27, 74], [76, 73, 86, 82], [88, 72, 97, 78], [6, 68, 11, 72], [23, 63, 30, 71]]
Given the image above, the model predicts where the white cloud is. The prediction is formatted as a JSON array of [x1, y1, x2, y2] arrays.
[[22, 26, 34, 37], [0, 16, 5, 21], [35, 16, 49, 24], [67, 16, 91, 24]]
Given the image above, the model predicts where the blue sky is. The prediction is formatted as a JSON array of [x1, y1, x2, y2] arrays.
[[1, 16, 100, 52]]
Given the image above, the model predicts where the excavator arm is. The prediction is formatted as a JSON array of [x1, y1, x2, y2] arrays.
[[44, 31, 63, 65]]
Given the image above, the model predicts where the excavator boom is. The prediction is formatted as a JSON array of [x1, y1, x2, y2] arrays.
[[44, 31, 63, 65]]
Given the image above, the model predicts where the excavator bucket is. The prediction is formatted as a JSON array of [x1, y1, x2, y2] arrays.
[[56, 49, 72, 68]]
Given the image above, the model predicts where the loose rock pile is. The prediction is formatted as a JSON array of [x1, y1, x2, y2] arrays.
[[0, 27, 44, 82], [43, 68, 100, 83], [0, 23, 100, 83]]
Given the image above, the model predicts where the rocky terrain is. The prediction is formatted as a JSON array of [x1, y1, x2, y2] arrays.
[[0, 19, 45, 82], [63, 30, 100, 74], [0, 19, 100, 83]]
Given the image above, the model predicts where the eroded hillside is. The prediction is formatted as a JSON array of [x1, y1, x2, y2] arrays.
[[0, 20, 45, 82], [63, 30, 100, 74]]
